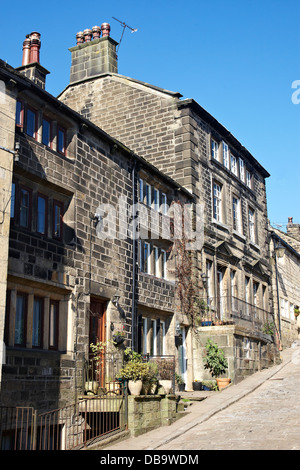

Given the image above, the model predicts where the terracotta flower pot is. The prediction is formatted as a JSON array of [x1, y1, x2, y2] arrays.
[[216, 378, 231, 390]]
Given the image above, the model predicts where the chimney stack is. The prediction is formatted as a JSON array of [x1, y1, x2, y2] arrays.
[[17, 32, 50, 89], [69, 22, 118, 84], [286, 217, 300, 243]]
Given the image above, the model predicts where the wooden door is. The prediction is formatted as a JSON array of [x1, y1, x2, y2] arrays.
[[89, 299, 106, 386]]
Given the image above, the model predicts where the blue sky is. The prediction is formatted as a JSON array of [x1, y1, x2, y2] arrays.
[[1, 0, 299, 230]]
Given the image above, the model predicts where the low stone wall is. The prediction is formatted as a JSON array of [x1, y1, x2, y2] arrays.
[[127, 394, 177, 437]]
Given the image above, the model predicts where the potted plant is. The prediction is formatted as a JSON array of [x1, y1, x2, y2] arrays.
[[156, 358, 173, 394], [294, 307, 300, 318], [142, 362, 159, 395], [116, 360, 151, 396], [192, 379, 202, 391], [112, 327, 126, 345], [175, 372, 185, 391], [203, 339, 231, 390]]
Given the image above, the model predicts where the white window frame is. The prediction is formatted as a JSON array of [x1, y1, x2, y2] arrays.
[[232, 196, 242, 233], [146, 183, 152, 207], [239, 158, 245, 182], [213, 182, 222, 222], [161, 192, 167, 215], [230, 154, 237, 176], [161, 249, 167, 279], [144, 241, 151, 274], [154, 246, 160, 277], [246, 170, 252, 189], [248, 208, 255, 242], [154, 188, 160, 211], [222, 142, 229, 169], [211, 139, 219, 160]]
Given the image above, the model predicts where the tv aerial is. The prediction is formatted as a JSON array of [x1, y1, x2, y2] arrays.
[[112, 17, 138, 52]]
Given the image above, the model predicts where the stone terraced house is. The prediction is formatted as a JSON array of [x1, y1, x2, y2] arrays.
[[59, 23, 281, 386]]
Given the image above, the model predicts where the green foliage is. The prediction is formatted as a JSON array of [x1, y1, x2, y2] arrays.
[[116, 361, 152, 381], [203, 339, 228, 378], [175, 372, 185, 385], [262, 321, 275, 336]]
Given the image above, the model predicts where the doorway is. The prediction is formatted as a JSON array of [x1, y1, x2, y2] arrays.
[[89, 299, 106, 387]]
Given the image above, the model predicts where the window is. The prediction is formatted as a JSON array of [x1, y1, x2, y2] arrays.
[[154, 188, 160, 211], [140, 317, 166, 356], [246, 170, 252, 189], [222, 142, 229, 169], [245, 276, 250, 313], [42, 118, 52, 147], [248, 208, 255, 242], [139, 179, 144, 203], [206, 260, 213, 303], [144, 242, 151, 274], [19, 187, 32, 229], [146, 184, 152, 207], [32, 297, 43, 348], [10, 182, 15, 219], [154, 246, 159, 277], [26, 107, 37, 139], [232, 196, 242, 232], [53, 200, 63, 240], [161, 193, 167, 215], [239, 158, 245, 182], [36, 194, 48, 234], [230, 154, 237, 176], [49, 300, 59, 350], [57, 126, 66, 155], [16, 100, 24, 127], [161, 249, 167, 279], [211, 139, 219, 160], [213, 182, 222, 222], [15, 293, 27, 347], [253, 281, 259, 309]]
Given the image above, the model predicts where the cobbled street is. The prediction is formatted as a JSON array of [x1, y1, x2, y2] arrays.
[[158, 349, 300, 450]]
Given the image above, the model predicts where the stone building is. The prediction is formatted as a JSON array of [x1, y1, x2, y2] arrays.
[[0, 32, 193, 412], [270, 219, 300, 348], [59, 23, 279, 385]]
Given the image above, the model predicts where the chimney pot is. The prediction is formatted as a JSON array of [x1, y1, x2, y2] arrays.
[[288, 217, 293, 224], [101, 23, 110, 37], [22, 35, 31, 66], [92, 26, 101, 39], [83, 29, 92, 42], [29, 31, 41, 64], [76, 31, 84, 45]]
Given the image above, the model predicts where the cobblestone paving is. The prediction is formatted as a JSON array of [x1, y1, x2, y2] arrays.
[[159, 353, 300, 450]]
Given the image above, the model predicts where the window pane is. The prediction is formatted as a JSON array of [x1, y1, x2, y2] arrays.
[[37, 196, 46, 234], [49, 302, 58, 349], [20, 188, 30, 228], [32, 298, 43, 347], [57, 128, 65, 154], [16, 101, 23, 126], [26, 109, 36, 137], [15, 294, 26, 346], [42, 119, 51, 146], [53, 202, 63, 239]]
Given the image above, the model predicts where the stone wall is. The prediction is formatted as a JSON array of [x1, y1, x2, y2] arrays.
[[127, 394, 177, 437]]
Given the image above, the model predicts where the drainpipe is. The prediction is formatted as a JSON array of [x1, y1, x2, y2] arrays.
[[131, 159, 137, 350], [271, 232, 282, 349]]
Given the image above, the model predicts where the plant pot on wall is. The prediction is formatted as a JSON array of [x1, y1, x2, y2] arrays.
[[128, 380, 143, 396], [159, 379, 172, 394], [216, 378, 231, 390]]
